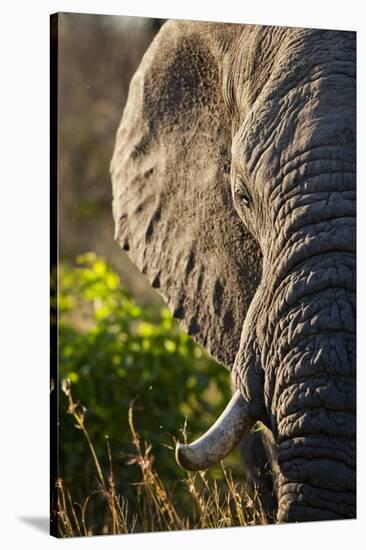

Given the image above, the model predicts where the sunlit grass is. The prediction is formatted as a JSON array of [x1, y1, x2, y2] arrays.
[[52, 380, 267, 537]]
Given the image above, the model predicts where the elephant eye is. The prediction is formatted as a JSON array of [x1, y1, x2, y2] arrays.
[[234, 179, 251, 208], [224, 160, 231, 174]]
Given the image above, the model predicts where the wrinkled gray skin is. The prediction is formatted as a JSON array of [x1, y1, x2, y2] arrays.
[[111, 21, 356, 523]]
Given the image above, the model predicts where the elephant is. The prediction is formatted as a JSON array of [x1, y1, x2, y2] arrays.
[[110, 20, 356, 523]]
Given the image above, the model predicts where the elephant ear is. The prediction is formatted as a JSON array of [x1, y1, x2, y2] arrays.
[[111, 21, 261, 369]]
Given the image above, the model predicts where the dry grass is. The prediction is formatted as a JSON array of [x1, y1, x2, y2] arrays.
[[52, 380, 267, 537]]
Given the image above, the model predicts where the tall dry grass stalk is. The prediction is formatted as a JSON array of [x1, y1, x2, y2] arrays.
[[52, 380, 267, 537]]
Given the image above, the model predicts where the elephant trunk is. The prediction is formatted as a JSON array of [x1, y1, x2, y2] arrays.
[[261, 209, 356, 521]]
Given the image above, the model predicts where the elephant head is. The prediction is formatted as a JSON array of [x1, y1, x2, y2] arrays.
[[111, 21, 356, 522]]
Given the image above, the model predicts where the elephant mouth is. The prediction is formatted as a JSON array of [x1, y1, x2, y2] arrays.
[[175, 389, 255, 470]]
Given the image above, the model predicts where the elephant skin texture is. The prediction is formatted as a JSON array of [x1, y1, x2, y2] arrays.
[[111, 21, 356, 523]]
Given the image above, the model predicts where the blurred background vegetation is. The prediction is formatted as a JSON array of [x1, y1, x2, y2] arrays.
[[58, 13, 164, 303], [55, 13, 246, 535]]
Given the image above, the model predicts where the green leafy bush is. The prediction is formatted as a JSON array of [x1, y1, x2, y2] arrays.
[[58, 253, 234, 502]]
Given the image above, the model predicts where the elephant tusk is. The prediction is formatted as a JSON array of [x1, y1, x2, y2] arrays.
[[175, 390, 255, 471]]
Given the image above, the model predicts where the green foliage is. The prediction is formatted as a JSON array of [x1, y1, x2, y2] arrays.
[[58, 253, 233, 500]]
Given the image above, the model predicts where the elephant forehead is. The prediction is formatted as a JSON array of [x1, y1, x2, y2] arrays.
[[229, 27, 355, 169]]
